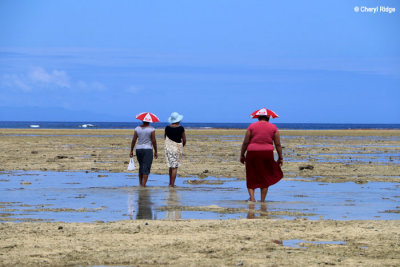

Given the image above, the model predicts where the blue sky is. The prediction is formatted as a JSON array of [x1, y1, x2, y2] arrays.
[[0, 0, 399, 123]]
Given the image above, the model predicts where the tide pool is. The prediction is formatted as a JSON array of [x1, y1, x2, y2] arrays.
[[0, 171, 399, 222]]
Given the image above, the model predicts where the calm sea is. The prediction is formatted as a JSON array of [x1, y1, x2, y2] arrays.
[[0, 121, 399, 130]]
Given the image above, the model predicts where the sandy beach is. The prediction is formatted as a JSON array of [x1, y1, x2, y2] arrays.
[[1, 128, 399, 266], [1, 219, 400, 266]]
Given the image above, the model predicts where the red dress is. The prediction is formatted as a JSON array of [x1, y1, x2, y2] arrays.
[[245, 121, 283, 189]]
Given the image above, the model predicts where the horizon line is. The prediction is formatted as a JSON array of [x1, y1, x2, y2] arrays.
[[0, 120, 399, 125]]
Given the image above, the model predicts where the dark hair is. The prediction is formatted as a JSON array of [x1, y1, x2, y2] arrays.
[[258, 115, 270, 122], [142, 121, 150, 126]]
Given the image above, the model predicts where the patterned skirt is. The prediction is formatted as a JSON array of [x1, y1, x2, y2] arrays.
[[165, 136, 183, 168]]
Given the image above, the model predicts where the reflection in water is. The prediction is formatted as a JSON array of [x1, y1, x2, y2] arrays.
[[165, 189, 182, 220], [128, 189, 153, 220], [128, 192, 135, 219], [247, 203, 268, 219], [137, 189, 153, 220]]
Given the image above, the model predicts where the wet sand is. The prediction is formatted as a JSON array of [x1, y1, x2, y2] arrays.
[[1, 219, 400, 266], [1, 128, 399, 183], [1, 128, 399, 266]]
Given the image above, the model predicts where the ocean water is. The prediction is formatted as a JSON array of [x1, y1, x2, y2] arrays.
[[1, 121, 399, 130]]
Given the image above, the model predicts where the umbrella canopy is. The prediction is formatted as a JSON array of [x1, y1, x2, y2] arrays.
[[250, 108, 279, 119], [136, 112, 160, 123]]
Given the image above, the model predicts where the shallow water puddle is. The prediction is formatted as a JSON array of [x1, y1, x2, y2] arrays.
[[283, 239, 347, 248], [0, 171, 399, 222], [313, 153, 400, 164]]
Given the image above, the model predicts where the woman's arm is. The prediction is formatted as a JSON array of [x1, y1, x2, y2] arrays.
[[240, 130, 251, 164], [182, 132, 186, 147], [151, 131, 158, 159], [129, 131, 138, 157], [273, 131, 283, 166]]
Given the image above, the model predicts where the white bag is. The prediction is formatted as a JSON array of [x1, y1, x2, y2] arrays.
[[127, 157, 135, 171]]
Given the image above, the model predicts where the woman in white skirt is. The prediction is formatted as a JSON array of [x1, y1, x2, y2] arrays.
[[164, 112, 186, 187]]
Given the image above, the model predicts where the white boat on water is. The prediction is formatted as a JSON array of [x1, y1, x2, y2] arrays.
[[79, 124, 96, 128], [29, 125, 40, 128]]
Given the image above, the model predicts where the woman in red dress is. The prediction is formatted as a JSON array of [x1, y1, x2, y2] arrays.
[[240, 111, 283, 202]]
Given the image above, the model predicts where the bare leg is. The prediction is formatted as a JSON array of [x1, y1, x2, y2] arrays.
[[260, 187, 269, 202], [247, 188, 255, 202], [139, 173, 144, 187], [142, 174, 149, 187], [169, 168, 177, 187]]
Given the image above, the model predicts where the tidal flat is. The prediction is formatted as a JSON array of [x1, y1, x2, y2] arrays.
[[1, 219, 400, 266], [0, 128, 399, 266], [1, 128, 399, 183]]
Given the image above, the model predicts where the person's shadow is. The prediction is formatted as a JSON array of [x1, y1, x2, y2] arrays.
[[165, 188, 182, 220], [132, 188, 153, 220]]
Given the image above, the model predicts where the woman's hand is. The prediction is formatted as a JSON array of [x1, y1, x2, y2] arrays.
[[273, 132, 283, 167], [154, 151, 158, 159], [240, 155, 246, 164], [240, 130, 251, 165], [129, 152, 133, 158]]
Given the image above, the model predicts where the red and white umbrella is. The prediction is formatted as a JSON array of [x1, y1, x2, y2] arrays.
[[250, 108, 279, 119], [136, 112, 160, 123]]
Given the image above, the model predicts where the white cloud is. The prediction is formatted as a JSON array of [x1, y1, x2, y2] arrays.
[[1, 67, 106, 92], [1, 74, 32, 92], [29, 67, 70, 88], [29, 67, 51, 83]]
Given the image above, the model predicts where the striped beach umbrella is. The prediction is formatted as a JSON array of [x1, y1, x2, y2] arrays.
[[136, 112, 160, 123], [250, 108, 279, 119]]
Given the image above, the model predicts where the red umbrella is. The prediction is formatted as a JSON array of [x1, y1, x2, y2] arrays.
[[136, 112, 160, 123], [250, 108, 279, 119]]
